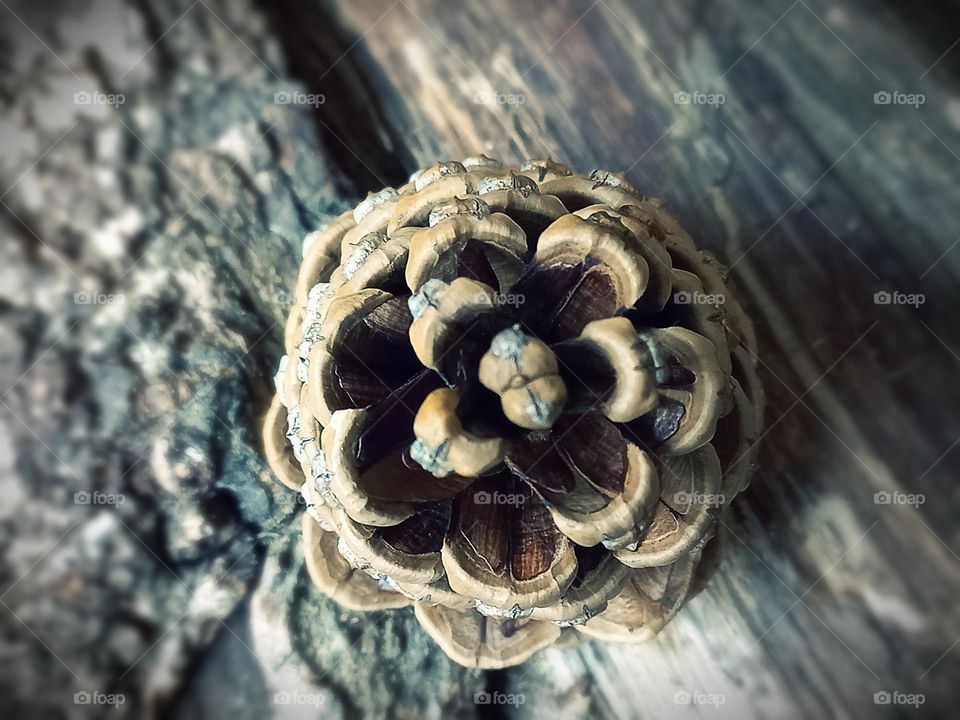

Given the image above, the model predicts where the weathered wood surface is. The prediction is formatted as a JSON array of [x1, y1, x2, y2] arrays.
[[1, 0, 958, 717]]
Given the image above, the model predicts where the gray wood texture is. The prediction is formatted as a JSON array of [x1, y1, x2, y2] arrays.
[[1, 0, 958, 717]]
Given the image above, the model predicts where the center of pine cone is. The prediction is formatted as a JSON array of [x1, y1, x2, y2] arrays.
[[264, 156, 763, 669]]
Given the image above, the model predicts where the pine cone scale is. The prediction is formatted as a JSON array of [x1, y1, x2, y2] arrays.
[[264, 157, 763, 668]]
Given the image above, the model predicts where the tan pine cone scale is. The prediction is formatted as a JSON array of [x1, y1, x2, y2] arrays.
[[263, 156, 763, 668]]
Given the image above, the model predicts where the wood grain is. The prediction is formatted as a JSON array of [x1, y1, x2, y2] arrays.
[[313, 0, 960, 716], [2, 0, 958, 716]]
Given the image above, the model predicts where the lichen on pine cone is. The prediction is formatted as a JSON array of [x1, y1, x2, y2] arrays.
[[263, 156, 763, 669]]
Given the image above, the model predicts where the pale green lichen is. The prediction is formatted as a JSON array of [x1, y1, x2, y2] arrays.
[[523, 386, 555, 426], [353, 187, 398, 224], [409, 438, 451, 477], [488, 323, 527, 360], [407, 278, 446, 320], [637, 331, 668, 385]]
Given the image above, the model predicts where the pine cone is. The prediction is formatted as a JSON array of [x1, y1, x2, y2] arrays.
[[264, 156, 763, 668]]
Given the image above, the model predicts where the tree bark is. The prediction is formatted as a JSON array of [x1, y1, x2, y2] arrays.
[[1, 0, 958, 718]]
